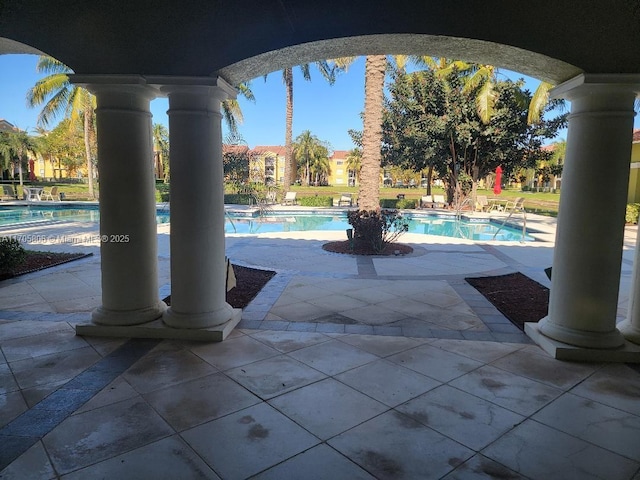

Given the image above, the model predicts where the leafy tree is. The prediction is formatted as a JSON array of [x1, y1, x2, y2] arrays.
[[222, 132, 252, 186], [26, 56, 97, 198], [382, 69, 567, 203]]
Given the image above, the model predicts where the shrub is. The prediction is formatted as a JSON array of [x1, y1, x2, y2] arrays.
[[396, 199, 417, 209], [0, 237, 26, 274], [224, 194, 254, 205], [379, 199, 398, 208], [347, 209, 409, 254], [298, 195, 333, 207], [155, 184, 170, 202], [626, 203, 640, 224]]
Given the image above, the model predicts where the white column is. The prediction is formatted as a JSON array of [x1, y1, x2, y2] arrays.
[[619, 231, 640, 344], [71, 76, 166, 325], [160, 78, 237, 328], [537, 74, 639, 349]]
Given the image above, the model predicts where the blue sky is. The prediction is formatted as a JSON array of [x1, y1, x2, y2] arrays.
[[2, 54, 630, 152]]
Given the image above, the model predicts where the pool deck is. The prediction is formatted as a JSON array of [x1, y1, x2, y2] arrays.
[[1, 205, 640, 479]]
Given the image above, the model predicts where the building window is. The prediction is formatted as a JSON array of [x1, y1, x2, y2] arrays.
[[336, 160, 344, 165], [337, 169, 343, 175]]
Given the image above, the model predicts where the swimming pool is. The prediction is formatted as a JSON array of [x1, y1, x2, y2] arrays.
[[0, 205, 533, 241]]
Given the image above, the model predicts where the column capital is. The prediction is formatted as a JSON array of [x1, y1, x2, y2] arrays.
[[551, 73, 640, 101], [69, 74, 159, 101], [147, 76, 237, 101]]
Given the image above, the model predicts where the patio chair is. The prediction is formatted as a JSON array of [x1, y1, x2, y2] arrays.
[[0, 185, 17, 200], [504, 197, 525, 212], [338, 193, 353, 206], [433, 195, 447, 208], [282, 191, 297, 205], [41, 186, 61, 201], [419, 195, 434, 208], [475, 195, 489, 212]]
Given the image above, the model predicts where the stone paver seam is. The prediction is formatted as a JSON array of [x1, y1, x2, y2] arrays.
[[0, 338, 161, 472]]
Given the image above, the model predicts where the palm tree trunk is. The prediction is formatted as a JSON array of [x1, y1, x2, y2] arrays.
[[358, 55, 386, 211], [284, 68, 295, 190], [84, 111, 95, 199]]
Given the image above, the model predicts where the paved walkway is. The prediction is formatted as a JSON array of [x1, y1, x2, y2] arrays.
[[1, 208, 640, 478]]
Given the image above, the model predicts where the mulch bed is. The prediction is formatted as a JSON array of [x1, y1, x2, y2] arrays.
[[465, 272, 550, 331], [0, 251, 92, 281], [163, 264, 276, 309], [323, 240, 414, 256]]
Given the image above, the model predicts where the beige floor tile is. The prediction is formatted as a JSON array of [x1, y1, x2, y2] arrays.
[[387, 344, 484, 383], [335, 334, 426, 357], [288, 339, 378, 376], [450, 365, 563, 416], [60, 436, 220, 480], [182, 402, 319, 479], [43, 397, 174, 476], [482, 419, 640, 480], [336, 359, 441, 407], [1, 329, 89, 362], [249, 330, 331, 353], [188, 334, 280, 371], [398, 384, 525, 450], [268, 378, 388, 439], [144, 372, 260, 431], [329, 410, 473, 479], [0, 441, 56, 480], [534, 392, 640, 461], [570, 364, 640, 416]]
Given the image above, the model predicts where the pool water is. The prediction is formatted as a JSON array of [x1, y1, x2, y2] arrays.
[[0, 205, 533, 242]]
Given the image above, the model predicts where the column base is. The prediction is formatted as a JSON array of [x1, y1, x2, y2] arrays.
[[76, 308, 241, 342], [91, 301, 167, 326], [537, 316, 625, 349], [618, 319, 640, 346], [525, 322, 640, 362], [162, 302, 235, 329]]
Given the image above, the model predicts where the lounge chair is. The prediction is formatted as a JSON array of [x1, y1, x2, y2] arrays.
[[433, 195, 447, 208], [338, 193, 353, 206], [41, 186, 61, 201], [419, 195, 434, 208], [504, 197, 525, 212], [475, 195, 489, 212], [0, 185, 17, 200], [282, 191, 297, 205]]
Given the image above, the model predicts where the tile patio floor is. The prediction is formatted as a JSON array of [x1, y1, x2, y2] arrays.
[[1, 208, 640, 479]]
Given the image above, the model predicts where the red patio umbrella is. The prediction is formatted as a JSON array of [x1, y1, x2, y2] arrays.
[[28, 159, 36, 181], [493, 165, 502, 195]]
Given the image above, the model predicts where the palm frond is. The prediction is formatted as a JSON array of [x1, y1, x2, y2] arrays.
[[476, 80, 497, 124], [527, 81, 553, 124], [299, 63, 311, 82]]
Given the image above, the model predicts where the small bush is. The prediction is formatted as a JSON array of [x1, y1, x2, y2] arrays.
[[380, 199, 398, 208], [298, 196, 333, 207], [626, 203, 640, 224], [0, 237, 26, 274], [396, 199, 417, 209], [224, 193, 254, 205], [155, 184, 170, 202], [347, 209, 409, 254]]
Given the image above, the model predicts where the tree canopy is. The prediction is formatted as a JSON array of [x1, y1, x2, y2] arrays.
[[381, 68, 567, 202]]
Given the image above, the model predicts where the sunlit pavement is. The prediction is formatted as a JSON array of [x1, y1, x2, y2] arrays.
[[1, 209, 640, 479]]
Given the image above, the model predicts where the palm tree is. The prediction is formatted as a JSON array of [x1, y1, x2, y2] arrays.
[[221, 82, 255, 136], [26, 56, 97, 198], [152, 123, 170, 183], [416, 57, 555, 125], [0, 130, 39, 187], [332, 55, 409, 210], [270, 62, 336, 191], [346, 148, 362, 186], [358, 55, 387, 210], [293, 130, 330, 186]]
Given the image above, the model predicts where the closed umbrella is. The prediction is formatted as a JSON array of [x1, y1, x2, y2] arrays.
[[493, 166, 502, 195]]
